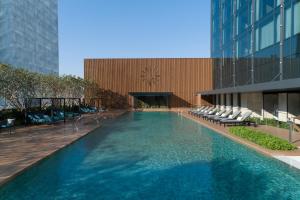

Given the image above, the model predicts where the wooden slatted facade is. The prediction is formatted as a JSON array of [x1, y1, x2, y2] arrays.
[[84, 58, 213, 108]]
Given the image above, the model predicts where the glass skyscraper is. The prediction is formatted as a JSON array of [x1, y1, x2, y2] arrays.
[[204, 0, 300, 123], [0, 0, 59, 74], [211, 0, 300, 91]]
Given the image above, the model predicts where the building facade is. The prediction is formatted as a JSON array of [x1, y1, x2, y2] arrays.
[[205, 0, 300, 122], [85, 58, 213, 109], [0, 0, 59, 74]]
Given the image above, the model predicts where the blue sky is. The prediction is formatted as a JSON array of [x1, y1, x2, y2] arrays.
[[58, 0, 211, 77]]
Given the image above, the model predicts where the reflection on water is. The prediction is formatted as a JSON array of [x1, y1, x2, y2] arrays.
[[0, 112, 300, 200]]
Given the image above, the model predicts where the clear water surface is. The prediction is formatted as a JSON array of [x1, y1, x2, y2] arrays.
[[1, 112, 300, 200]]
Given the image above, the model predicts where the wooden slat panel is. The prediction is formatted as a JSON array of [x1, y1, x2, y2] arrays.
[[84, 58, 213, 108]]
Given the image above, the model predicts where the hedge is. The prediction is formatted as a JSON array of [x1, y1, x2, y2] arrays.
[[249, 117, 290, 130], [229, 126, 297, 151]]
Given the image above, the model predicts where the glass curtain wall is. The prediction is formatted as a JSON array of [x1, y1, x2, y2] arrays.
[[283, 0, 300, 79], [0, 0, 59, 74], [211, 0, 300, 90], [254, 0, 280, 83]]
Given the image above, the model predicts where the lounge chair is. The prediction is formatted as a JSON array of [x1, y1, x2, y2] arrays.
[[28, 113, 52, 124], [209, 109, 232, 122], [195, 107, 214, 117], [202, 108, 219, 119], [190, 106, 207, 116], [27, 114, 43, 124], [188, 106, 205, 114], [65, 112, 80, 118], [206, 109, 226, 120], [213, 110, 239, 124], [220, 111, 253, 127], [81, 106, 98, 113], [40, 114, 52, 123], [90, 107, 98, 112], [0, 118, 15, 134], [80, 107, 89, 113], [53, 111, 65, 121]]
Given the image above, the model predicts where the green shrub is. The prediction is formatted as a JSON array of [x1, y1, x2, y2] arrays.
[[229, 126, 297, 151], [249, 117, 290, 130]]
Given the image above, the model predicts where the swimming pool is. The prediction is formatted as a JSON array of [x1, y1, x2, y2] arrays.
[[1, 112, 300, 199]]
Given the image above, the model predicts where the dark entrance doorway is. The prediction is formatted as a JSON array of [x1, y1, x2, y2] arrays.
[[129, 92, 172, 109]]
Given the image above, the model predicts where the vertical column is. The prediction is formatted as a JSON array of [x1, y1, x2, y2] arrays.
[[279, 0, 284, 80]]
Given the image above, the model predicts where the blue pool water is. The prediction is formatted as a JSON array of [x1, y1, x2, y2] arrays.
[[1, 112, 300, 200]]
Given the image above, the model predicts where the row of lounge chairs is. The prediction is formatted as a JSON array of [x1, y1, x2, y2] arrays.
[[189, 106, 255, 127], [0, 107, 106, 134], [27, 113, 52, 124], [27, 111, 79, 125], [27, 111, 64, 124], [27, 107, 106, 125]]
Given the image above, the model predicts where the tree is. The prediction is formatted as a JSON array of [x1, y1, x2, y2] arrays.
[[0, 64, 39, 110], [0, 64, 101, 111]]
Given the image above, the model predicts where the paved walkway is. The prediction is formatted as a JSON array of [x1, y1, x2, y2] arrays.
[[181, 111, 300, 169], [0, 110, 126, 186]]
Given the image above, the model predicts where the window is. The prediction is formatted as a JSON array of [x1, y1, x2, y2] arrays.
[[256, 28, 259, 51], [260, 20, 274, 49], [276, 0, 280, 7], [256, 0, 275, 20], [288, 93, 300, 117], [238, 93, 241, 107], [294, 1, 300, 35], [237, 33, 251, 57], [264, 93, 279, 117], [285, 6, 292, 38]]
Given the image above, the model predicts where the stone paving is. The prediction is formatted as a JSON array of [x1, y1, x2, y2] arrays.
[[0, 110, 126, 186]]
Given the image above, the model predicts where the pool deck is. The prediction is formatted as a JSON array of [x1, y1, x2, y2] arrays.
[[180, 110, 300, 170], [0, 110, 127, 186]]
